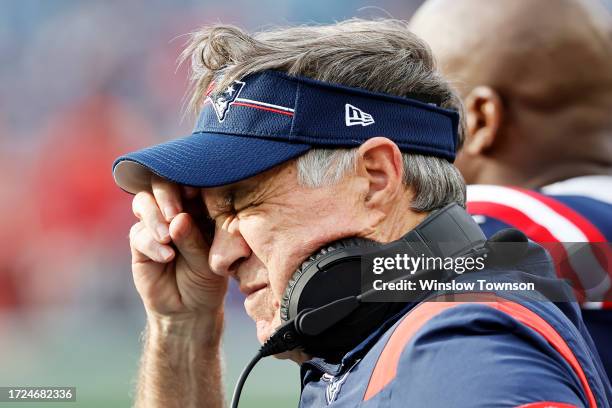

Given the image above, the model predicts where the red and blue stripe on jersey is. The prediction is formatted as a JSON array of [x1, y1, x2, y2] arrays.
[[466, 178, 612, 308], [466, 176, 612, 383]]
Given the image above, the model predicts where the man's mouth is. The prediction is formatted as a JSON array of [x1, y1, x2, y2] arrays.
[[243, 283, 270, 320], [240, 283, 268, 298]]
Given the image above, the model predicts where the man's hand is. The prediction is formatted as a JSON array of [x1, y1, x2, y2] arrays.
[[128, 175, 226, 408], [129, 176, 228, 319]]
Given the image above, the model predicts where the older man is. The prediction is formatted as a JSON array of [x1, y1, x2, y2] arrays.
[[113, 20, 610, 407], [410, 0, 612, 382]]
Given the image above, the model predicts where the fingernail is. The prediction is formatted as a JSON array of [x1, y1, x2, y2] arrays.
[[156, 224, 169, 241], [159, 247, 173, 260], [164, 206, 179, 221]]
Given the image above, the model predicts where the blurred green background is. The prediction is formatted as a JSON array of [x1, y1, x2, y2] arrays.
[[0, 301, 300, 406]]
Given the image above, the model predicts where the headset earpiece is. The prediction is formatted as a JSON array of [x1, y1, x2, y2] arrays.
[[278, 237, 410, 358], [280, 237, 379, 324]]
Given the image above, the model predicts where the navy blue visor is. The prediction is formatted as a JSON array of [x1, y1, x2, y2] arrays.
[[113, 70, 459, 193]]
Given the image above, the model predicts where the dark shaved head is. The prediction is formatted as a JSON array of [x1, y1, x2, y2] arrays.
[[410, 0, 612, 187]]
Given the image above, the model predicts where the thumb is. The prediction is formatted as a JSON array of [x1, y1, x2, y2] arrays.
[[169, 213, 210, 273]]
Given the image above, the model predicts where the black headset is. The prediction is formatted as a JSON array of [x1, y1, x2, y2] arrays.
[[231, 203, 517, 407]]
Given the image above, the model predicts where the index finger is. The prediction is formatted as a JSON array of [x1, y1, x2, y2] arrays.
[[151, 175, 183, 222]]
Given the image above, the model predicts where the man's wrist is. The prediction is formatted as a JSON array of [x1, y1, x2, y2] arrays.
[[145, 309, 224, 349], [136, 309, 225, 408]]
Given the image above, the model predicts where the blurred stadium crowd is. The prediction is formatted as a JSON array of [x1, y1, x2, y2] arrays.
[[0, 0, 196, 311]]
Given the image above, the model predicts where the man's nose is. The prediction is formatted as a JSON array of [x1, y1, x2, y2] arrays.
[[208, 219, 251, 277]]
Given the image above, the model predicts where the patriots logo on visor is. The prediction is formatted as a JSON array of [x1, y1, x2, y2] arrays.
[[210, 80, 245, 122]]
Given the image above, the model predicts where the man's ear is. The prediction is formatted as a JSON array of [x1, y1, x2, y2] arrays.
[[355, 137, 404, 207], [464, 86, 503, 156]]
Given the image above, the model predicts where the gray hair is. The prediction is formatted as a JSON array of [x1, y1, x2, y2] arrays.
[[181, 19, 466, 211]]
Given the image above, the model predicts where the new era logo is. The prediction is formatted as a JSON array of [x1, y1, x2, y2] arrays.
[[345, 104, 375, 127]]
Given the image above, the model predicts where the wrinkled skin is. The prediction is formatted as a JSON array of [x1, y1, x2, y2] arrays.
[[129, 137, 425, 361]]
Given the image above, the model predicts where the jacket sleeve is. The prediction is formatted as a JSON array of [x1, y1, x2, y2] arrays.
[[385, 304, 588, 408]]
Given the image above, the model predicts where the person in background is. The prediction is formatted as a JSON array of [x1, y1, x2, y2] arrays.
[[410, 0, 612, 381]]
